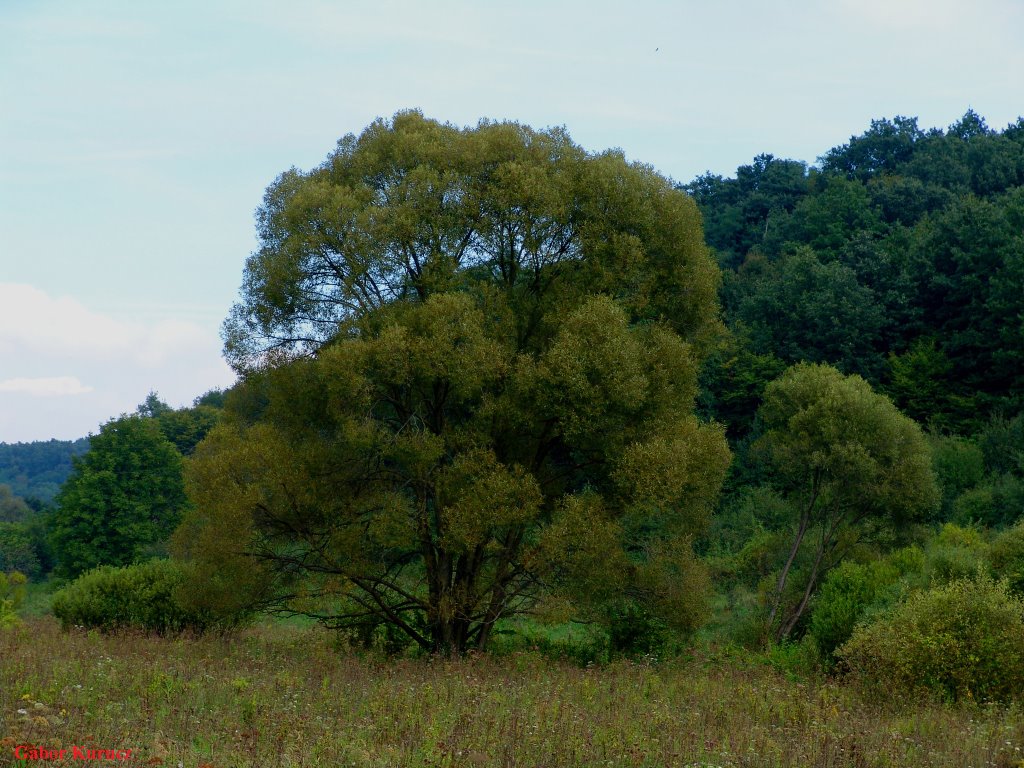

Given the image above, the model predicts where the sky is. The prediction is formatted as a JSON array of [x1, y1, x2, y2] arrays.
[[1, 0, 1022, 443]]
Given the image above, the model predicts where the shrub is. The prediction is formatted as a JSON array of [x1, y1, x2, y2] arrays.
[[929, 435, 985, 520], [607, 602, 669, 657], [952, 474, 1024, 528], [51, 559, 214, 634], [763, 636, 821, 680], [989, 522, 1024, 595], [335, 612, 419, 657], [0, 570, 26, 628], [808, 558, 902, 660], [978, 413, 1024, 476], [838, 577, 1024, 703], [923, 522, 989, 585], [727, 528, 790, 588]]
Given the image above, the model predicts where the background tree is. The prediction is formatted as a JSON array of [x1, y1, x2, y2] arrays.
[[154, 405, 222, 457], [820, 116, 924, 180], [771, 176, 883, 257], [882, 338, 967, 430], [907, 193, 1024, 418], [182, 111, 729, 655], [136, 391, 173, 419], [0, 523, 42, 579], [50, 415, 188, 578], [755, 363, 939, 640], [134, 391, 222, 456], [696, 329, 787, 441], [0, 485, 31, 523], [726, 247, 886, 380], [684, 155, 809, 270]]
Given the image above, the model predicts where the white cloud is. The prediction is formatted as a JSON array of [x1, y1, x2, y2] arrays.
[[0, 282, 235, 442], [834, 0, 959, 29], [0, 376, 94, 396], [0, 283, 218, 368]]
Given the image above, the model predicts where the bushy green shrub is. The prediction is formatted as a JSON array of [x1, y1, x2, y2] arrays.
[[701, 486, 795, 557], [607, 602, 669, 656], [887, 544, 927, 576], [808, 558, 902, 660], [0, 570, 27, 628], [335, 612, 419, 656], [930, 435, 985, 520], [978, 413, 1024, 477], [487, 619, 611, 666], [839, 577, 1024, 703], [952, 474, 1024, 528], [51, 559, 214, 634], [924, 523, 989, 585], [729, 529, 790, 587], [763, 636, 821, 680], [989, 522, 1024, 595]]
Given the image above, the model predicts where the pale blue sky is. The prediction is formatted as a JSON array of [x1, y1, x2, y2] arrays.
[[2, 0, 1022, 442]]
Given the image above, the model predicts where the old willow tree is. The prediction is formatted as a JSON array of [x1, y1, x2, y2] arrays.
[[178, 111, 730, 654], [756, 363, 939, 642]]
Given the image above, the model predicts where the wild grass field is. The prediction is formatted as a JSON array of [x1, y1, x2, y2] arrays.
[[3, 617, 1024, 768]]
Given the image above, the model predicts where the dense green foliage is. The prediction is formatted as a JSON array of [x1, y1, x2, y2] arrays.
[[0, 570, 26, 628], [0, 487, 53, 580], [807, 521, 1022, 662], [840, 577, 1024, 703], [51, 560, 214, 634], [690, 111, 1024, 433], [0, 390, 223, 525], [0, 518, 52, 580], [0, 438, 89, 503], [0, 483, 32, 522], [50, 415, 189, 578], [688, 110, 1023, 667], [989, 522, 1024, 595], [183, 111, 729, 654], [138, 391, 223, 456], [808, 558, 903, 660], [755, 363, 938, 639], [0, 393, 222, 587]]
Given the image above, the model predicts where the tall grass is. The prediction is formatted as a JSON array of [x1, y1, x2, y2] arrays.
[[2, 618, 1023, 767]]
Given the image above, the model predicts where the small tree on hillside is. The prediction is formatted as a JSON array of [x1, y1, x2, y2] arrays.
[[756, 363, 939, 641]]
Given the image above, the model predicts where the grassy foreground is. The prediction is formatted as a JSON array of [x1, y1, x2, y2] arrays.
[[2, 619, 1024, 767]]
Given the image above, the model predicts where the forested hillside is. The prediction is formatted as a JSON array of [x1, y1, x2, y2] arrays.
[[0, 438, 90, 503], [689, 110, 1024, 438], [688, 111, 1024, 655]]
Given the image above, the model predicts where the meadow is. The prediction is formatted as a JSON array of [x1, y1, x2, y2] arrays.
[[3, 617, 1024, 768]]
